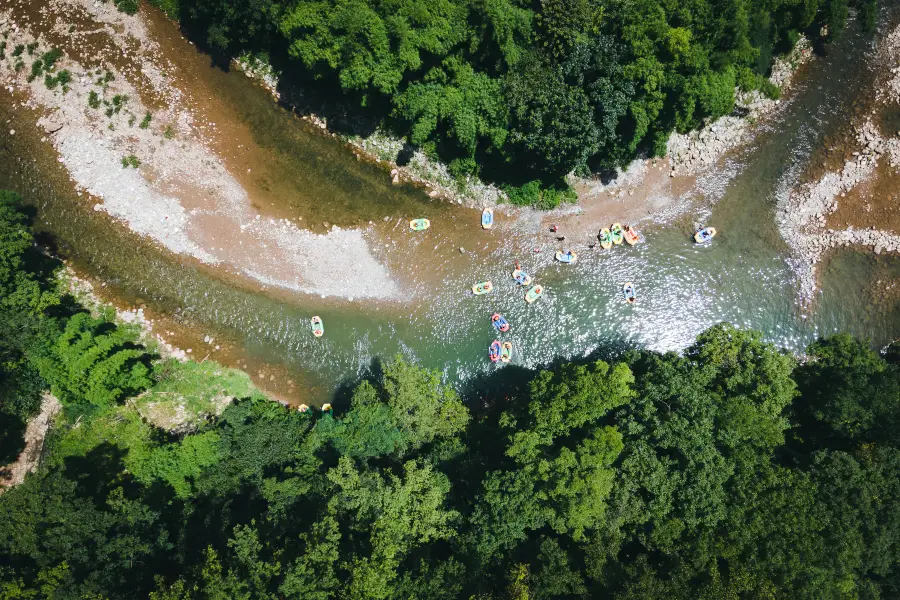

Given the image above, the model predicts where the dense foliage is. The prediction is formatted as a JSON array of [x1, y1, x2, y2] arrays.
[[145, 0, 878, 203], [0, 190, 155, 461], [1, 190, 898, 598]]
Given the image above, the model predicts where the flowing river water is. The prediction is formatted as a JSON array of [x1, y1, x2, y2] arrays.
[[1, 10, 898, 404]]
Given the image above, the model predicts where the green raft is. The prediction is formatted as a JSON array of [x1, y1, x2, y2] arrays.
[[525, 284, 544, 303], [611, 223, 624, 245]]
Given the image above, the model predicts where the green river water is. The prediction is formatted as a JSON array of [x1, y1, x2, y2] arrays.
[[1, 16, 898, 403]]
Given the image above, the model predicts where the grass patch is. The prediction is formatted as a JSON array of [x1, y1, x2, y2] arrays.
[[88, 90, 101, 109], [0, 42, 7, 60], [139, 112, 152, 129], [11, 44, 24, 58], [134, 359, 264, 431], [121, 154, 141, 168], [163, 124, 175, 139], [25, 42, 38, 56]]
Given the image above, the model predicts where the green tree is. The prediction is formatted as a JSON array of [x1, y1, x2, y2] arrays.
[[31, 312, 153, 408], [794, 334, 900, 449]]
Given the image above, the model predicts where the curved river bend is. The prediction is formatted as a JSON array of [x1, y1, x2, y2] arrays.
[[0, 13, 897, 403]]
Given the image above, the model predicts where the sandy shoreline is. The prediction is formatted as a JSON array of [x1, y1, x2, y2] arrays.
[[1, 0, 399, 300]]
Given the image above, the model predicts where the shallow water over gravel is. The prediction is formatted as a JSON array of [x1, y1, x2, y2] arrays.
[[1, 15, 897, 403]]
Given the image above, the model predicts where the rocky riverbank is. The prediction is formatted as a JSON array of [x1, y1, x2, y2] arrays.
[[778, 23, 900, 304], [666, 37, 813, 174], [235, 33, 815, 212], [0, 0, 399, 300]]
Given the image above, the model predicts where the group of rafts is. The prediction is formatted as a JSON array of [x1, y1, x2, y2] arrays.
[[412, 211, 718, 363], [557, 222, 642, 303], [335, 214, 716, 364]]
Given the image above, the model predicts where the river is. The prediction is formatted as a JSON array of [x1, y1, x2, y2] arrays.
[[0, 9, 897, 404]]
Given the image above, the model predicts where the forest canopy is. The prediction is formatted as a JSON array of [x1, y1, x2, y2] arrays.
[[147, 0, 878, 203], [0, 190, 898, 598]]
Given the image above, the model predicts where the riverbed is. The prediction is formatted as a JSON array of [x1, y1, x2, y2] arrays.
[[0, 4, 897, 404]]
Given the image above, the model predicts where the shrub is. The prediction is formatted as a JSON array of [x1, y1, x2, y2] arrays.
[[114, 0, 140, 15], [11, 44, 24, 58], [44, 69, 71, 90], [503, 181, 577, 209], [448, 157, 478, 182], [148, 0, 179, 18], [121, 154, 141, 168], [503, 180, 542, 206], [27, 59, 43, 83], [25, 42, 37, 56], [652, 130, 670, 158], [538, 188, 562, 210], [105, 95, 128, 117], [139, 112, 152, 129], [760, 80, 781, 100], [40, 48, 62, 71], [88, 90, 101, 109], [96, 70, 115, 88]]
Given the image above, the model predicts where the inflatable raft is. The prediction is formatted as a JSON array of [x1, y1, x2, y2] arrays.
[[409, 218, 431, 231], [525, 284, 544, 303], [555, 250, 577, 264], [623, 225, 640, 245], [599, 228, 612, 249], [512, 268, 533, 286], [472, 281, 494, 295], [491, 313, 510, 332], [489, 340, 502, 363], [694, 227, 716, 243], [611, 223, 624, 245], [500, 342, 512, 363], [481, 208, 494, 229], [622, 282, 636, 304], [311, 316, 324, 337]]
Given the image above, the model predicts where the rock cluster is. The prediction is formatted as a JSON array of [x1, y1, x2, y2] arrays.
[[777, 24, 900, 303]]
